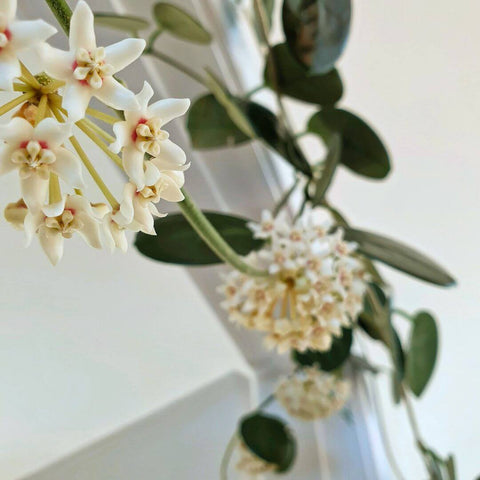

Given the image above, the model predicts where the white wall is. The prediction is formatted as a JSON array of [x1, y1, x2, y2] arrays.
[[330, 1, 480, 478]]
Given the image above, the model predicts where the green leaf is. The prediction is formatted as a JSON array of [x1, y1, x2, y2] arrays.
[[308, 108, 391, 179], [240, 413, 296, 472], [187, 94, 250, 149], [282, 0, 351, 74], [446, 455, 456, 480], [134, 212, 262, 265], [153, 2, 212, 44], [292, 327, 352, 371], [94, 13, 149, 32], [254, 0, 275, 39], [310, 133, 341, 205], [405, 311, 438, 397], [344, 228, 456, 287], [265, 43, 343, 106], [187, 94, 312, 176]]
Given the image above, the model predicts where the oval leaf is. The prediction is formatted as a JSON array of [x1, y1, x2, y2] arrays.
[[292, 327, 352, 371], [344, 228, 456, 286], [240, 413, 296, 472], [187, 94, 250, 149], [405, 311, 438, 397], [135, 212, 262, 265], [153, 2, 212, 44], [308, 109, 391, 179], [282, 0, 351, 73], [94, 13, 149, 32], [265, 43, 343, 106]]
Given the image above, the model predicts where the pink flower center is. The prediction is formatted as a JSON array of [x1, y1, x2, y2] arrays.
[[131, 118, 148, 143], [19, 140, 49, 149], [0, 28, 12, 51], [72, 61, 89, 86]]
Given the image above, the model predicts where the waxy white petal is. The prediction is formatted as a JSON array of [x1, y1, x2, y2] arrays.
[[62, 82, 92, 122], [0, 0, 16, 23], [43, 195, 66, 218], [0, 144, 17, 175], [0, 55, 20, 91], [76, 211, 102, 249], [95, 77, 137, 111], [69, 0, 96, 51], [38, 226, 64, 265], [122, 144, 146, 189], [1, 117, 33, 146], [9, 19, 57, 50], [38, 43, 74, 81], [148, 98, 191, 127], [50, 147, 84, 188], [24, 211, 43, 246], [136, 81, 154, 112], [104, 38, 145, 73], [34, 118, 72, 148], [20, 174, 49, 211], [154, 138, 187, 165], [110, 120, 130, 153], [157, 172, 185, 202], [118, 182, 136, 223]]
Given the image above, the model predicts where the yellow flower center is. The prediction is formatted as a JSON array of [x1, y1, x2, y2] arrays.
[[11, 141, 56, 179]]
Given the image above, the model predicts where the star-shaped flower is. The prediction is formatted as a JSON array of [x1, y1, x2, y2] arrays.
[[38, 1, 145, 121], [0, 0, 57, 90], [110, 81, 190, 189], [25, 194, 102, 265], [0, 117, 84, 211]]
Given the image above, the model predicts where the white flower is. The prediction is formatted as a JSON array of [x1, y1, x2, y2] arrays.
[[110, 81, 190, 189], [247, 210, 289, 240], [235, 441, 276, 476], [0, 0, 56, 90], [4, 198, 27, 229], [115, 181, 167, 235], [0, 117, 84, 211], [275, 368, 350, 421], [38, 1, 145, 121], [218, 208, 368, 354], [24, 194, 102, 265]]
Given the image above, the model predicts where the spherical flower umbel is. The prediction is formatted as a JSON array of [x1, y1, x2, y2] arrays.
[[0, 0, 191, 264], [218, 209, 367, 353], [275, 368, 351, 421]]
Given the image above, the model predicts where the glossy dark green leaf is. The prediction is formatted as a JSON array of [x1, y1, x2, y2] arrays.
[[153, 2, 212, 44], [344, 228, 456, 287], [265, 43, 343, 106], [282, 0, 351, 73], [308, 109, 391, 179], [135, 212, 262, 265], [310, 133, 341, 205], [240, 413, 296, 472], [292, 327, 352, 371], [94, 13, 149, 32], [405, 311, 438, 397], [187, 94, 250, 149]]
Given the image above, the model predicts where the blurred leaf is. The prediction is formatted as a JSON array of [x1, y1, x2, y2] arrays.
[[153, 2, 212, 44], [282, 0, 351, 74], [405, 311, 438, 397], [187, 94, 312, 176], [205, 69, 257, 139], [240, 413, 296, 472], [94, 13, 149, 32], [254, 0, 275, 38], [308, 109, 391, 179], [310, 133, 341, 204], [265, 43, 343, 106], [446, 455, 456, 480], [135, 212, 262, 265], [344, 228, 456, 286], [292, 327, 352, 371], [187, 94, 250, 149]]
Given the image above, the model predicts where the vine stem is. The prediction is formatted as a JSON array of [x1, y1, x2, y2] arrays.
[[144, 48, 207, 87], [178, 189, 269, 277], [220, 433, 238, 480]]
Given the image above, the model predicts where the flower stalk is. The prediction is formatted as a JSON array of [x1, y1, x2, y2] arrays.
[[178, 189, 269, 277]]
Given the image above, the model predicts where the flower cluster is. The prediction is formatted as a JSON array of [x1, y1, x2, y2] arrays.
[[235, 441, 276, 476], [275, 368, 350, 421], [218, 210, 367, 353], [0, 0, 190, 264]]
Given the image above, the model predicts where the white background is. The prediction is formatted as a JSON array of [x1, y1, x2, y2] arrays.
[[0, 0, 479, 479]]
